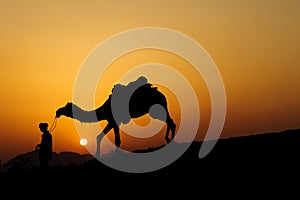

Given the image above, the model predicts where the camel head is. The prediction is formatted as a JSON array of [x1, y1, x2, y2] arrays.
[[56, 102, 74, 118]]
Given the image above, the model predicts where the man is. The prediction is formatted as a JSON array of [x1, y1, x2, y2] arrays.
[[36, 122, 53, 170]]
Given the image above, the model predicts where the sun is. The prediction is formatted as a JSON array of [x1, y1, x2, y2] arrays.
[[80, 138, 88, 146]]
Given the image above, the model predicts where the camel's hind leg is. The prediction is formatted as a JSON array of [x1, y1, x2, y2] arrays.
[[165, 117, 176, 143], [149, 104, 176, 143]]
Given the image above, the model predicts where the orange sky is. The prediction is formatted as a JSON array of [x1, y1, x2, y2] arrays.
[[0, 0, 300, 164]]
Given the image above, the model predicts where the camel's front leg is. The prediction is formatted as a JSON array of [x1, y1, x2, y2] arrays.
[[95, 123, 113, 159]]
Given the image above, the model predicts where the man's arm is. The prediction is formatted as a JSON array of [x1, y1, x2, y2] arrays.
[[35, 144, 41, 150]]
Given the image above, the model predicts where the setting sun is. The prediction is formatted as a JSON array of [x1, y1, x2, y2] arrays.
[[80, 138, 88, 146]]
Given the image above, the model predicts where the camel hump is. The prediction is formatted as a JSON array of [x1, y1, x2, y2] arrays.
[[112, 76, 150, 94], [127, 76, 158, 91], [110, 76, 156, 124], [128, 76, 148, 88]]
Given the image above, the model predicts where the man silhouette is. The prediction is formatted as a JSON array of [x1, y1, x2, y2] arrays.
[[36, 123, 52, 170]]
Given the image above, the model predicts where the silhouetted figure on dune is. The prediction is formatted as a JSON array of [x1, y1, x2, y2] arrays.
[[36, 123, 52, 170], [56, 76, 176, 158]]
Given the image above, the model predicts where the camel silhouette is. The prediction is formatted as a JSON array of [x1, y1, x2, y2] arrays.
[[56, 76, 176, 158]]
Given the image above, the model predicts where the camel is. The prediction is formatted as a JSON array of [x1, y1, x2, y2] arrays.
[[55, 76, 176, 158]]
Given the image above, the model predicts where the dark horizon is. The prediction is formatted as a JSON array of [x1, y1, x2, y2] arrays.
[[2, 127, 300, 170], [1, 126, 299, 166]]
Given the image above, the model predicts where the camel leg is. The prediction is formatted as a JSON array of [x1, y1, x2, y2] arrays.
[[170, 119, 176, 139], [165, 118, 176, 143], [113, 125, 121, 147], [96, 123, 113, 159], [149, 107, 176, 144]]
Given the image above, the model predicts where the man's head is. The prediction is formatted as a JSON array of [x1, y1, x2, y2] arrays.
[[39, 123, 48, 132]]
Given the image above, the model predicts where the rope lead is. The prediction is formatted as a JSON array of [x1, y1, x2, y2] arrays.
[[48, 116, 57, 132]]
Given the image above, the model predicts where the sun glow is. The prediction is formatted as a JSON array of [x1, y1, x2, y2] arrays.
[[80, 138, 88, 146]]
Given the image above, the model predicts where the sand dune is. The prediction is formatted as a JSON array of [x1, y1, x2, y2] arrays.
[[1, 128, 300, 179]]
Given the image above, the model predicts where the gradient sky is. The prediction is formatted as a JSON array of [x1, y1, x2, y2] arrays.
[[0, 0, 299, 164]]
